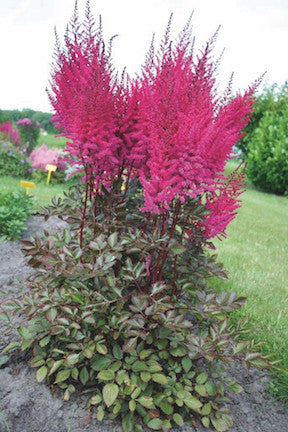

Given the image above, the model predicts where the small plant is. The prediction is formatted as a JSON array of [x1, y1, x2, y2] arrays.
[[17, 118, 40, 155], [0, 190, 32, 240], [0, 141, 33, 178]]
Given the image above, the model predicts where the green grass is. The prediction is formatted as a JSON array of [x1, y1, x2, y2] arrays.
[[37, 133, 68, 150], [212, 185, 288, 401], [0, 176, 69, 210]]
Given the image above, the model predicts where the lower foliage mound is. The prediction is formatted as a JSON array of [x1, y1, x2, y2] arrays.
[[0, 190, 32, 240], [1, 184, 270, 432]]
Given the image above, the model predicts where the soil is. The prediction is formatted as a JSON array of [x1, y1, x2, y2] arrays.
[[0, 216, 287, 432]]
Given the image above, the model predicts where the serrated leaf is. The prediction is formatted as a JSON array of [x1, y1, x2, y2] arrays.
[[103, 383, 119, 407], [48, 360, 63, 376], [92, 356, 112, 371], [205, 380, 217, 396], [1, 341, 21, 353], [147, 418, 163, 430], [196, 372, 208, 384], [183, 395, 202, 410], [18, 326, 33, 340], [123, 337, 138, 353], [152, 373, 168, 385], [159, 401, 173, 415], [181, 357, 192, 373], [96, 343, 107, 355], [195, 384, 207, 397], [54, 368, 70, 383], [202, 403, 211, 415], [139, 349, 153, 360], [39, 336, 50, 347], [137, 396, 155, 408], [65, 353, 80, 366], [140, 372, 151, 382], [97, 369, 115, 381], [173, 413, 184, 426], [80, 366, 89, 385], [90, 394, 102, 405], [170, 346, 187, 357], [113, 344, 123, 359]]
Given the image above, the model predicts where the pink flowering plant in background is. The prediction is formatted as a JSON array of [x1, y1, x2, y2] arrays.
[[0, 121, 20, 146], [17, 117, 40, 154], [2, 3, 272, 432], [30, 143, 66, 172]]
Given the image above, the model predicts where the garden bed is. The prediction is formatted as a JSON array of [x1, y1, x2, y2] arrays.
[[0, 217, 287, 432]]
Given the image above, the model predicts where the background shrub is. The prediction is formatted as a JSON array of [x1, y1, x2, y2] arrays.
[[0, 141, 33, 178], [17, 118, 40, 155], [0, 190, 32, 240], [246, 83, 288, 195], [0, 121, 20, 146]]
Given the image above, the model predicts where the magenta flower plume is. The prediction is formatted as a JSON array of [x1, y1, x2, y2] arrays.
[[0, 122, 20, 145], [48, 3, 257, 242], [48, 2, 121, 188]]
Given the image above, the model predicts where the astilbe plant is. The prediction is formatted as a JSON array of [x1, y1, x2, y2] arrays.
[[17, 117, 40, 154], [0, 3, 272, 432]]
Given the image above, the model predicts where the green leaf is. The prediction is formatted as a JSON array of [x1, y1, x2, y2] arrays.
[[36, 366, 48, 383], [90, 394, 102, 405], [173, 413, 184, 426], [39, 336, 50, 347], [211, 416, 233, 432], [152, 373, 168, 385], [140, 372, 151, 382], [129, 400, 136, 411], [54, 368, 70, 383], [96, 343, 108, 355], [80, 366, 89, 385], [65, 353, 80, 366], [139, 349, 153, 360], [113, 344, 123, 359], [195, 384, 207, 397], [97, 406, 104, 422], [181, 357, 192, 372], [147, 418, 163, 430], [202, 417, 210, 427], [183, 395, 202, 411], [97, 370, 115, 381], [122, 411, 134, 432], [201, 403, 211, 415], [170, 346, 187, 357], [1, 340, 21, 353], [137, 396, 155, 408], [18, 326, 33, 340], [92, 356, 112, 371], [48, 360, 63, 376], [103, 383, 119, 407], [132, 361, 147, 372], [123, 337, 138, 353], [205, 380, 217, 396], [159, 401, 173, 415], [196, 372, 208, 384]]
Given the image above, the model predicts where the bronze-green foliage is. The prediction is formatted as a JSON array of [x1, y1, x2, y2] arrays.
[[0, 184, 271, 432]]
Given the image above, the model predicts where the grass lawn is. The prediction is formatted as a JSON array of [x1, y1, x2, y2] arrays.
[[38, 133, 68, 150], [212, 183, 288, 400], [0, 176, 70, 210]]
